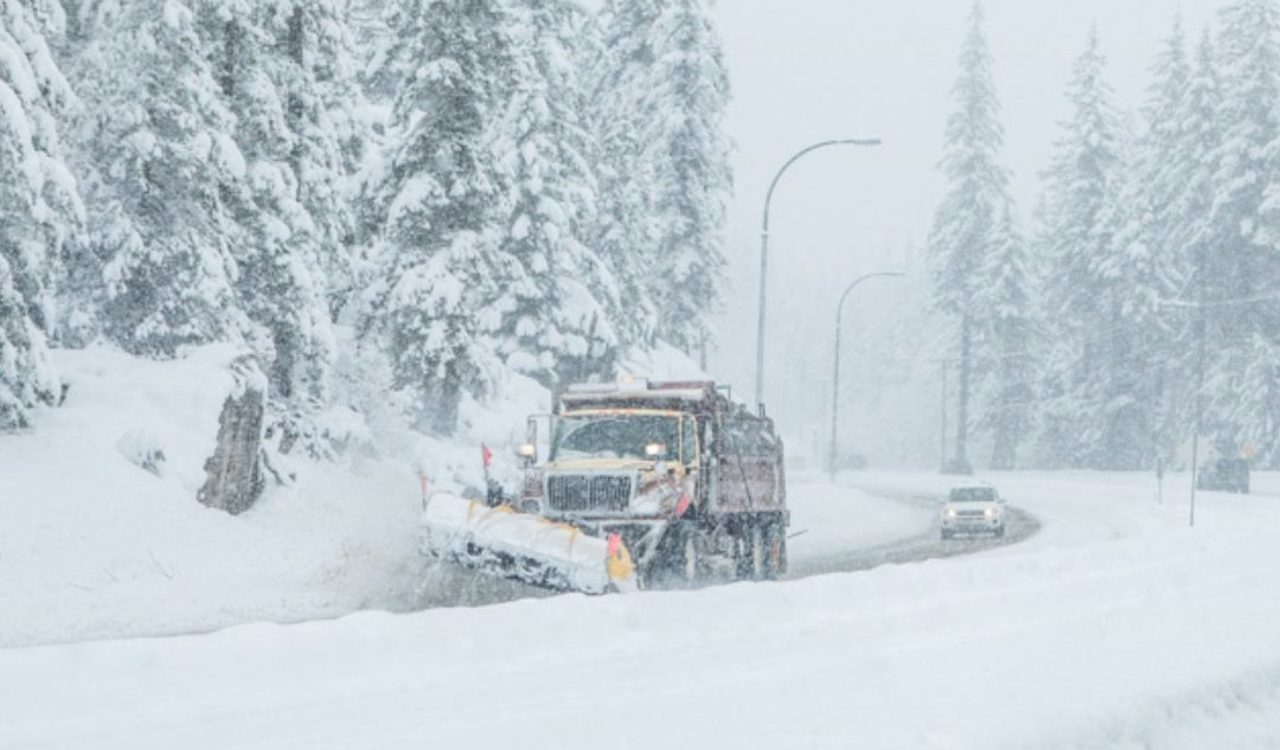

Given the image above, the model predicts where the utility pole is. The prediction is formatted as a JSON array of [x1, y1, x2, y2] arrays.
[[953, 314, 973, 474], [1190, 248, 1208, 528], [827, 271, 904, 479], [755, 138, 881, 408]]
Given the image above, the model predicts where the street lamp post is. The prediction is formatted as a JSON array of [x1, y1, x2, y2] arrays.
[[828, 271, 905, 478], [754, 138, 882, 408]]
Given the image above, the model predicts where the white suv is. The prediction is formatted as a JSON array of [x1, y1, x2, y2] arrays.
[[940, 484, 1005, 540]]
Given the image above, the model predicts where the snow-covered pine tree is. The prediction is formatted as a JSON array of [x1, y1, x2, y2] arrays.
[[1163, 30, 1224, 460], [1091, 17, 1192, 469], [75, 0, 245, 358], [1124, 16, 1193, 462], [978, 202, 1035, 470], [636, 0, 731, 356], [191, 1, 367, 451], [362, 0, 519, 435], [1211, 0, 1280, 464], [495, 0, 621, 387], [267, 0, 366, 318], [587, 0, 662, 348], [928, 1, 1011, 472], [1035, 27, 1126, 469], [0, 0, 83, 428]]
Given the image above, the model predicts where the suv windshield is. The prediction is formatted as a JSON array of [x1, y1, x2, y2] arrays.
[[551, 415, 680, 461], [949, 487, 996, 503]]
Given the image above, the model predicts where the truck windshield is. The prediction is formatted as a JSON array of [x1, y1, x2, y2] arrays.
[[949, 487, 996, 503], [551, 415, 681, 461]]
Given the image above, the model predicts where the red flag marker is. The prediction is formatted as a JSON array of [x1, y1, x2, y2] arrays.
[[481, 443, 494, 469]]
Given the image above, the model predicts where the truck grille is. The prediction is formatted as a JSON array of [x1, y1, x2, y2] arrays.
[[547, 475, 632, 513], [956, 509, 987, 518]]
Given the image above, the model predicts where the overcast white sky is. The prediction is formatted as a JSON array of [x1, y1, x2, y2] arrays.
[[708, 0, 1223, 426]]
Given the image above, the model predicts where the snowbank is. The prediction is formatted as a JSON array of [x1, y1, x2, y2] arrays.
[[0, 346, 428, 647]]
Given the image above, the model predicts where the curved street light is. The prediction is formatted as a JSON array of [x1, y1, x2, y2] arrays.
[[754, 138, 882, 408], [828, 271, 905, 479]]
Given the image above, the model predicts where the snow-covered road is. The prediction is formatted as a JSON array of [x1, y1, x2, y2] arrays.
[[6, 471, 1280, 749], [785, 479, 1038, 578]]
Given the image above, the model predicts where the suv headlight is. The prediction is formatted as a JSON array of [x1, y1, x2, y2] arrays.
[[984, 507, 997, 519]]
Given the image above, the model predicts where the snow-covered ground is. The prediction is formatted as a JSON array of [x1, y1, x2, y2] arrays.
[[6, 467, 1280, 748], [6, 345, 930, 647], [0, 347, 429, 648]]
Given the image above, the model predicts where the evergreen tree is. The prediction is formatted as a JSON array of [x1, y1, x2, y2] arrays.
[[194, 1, 372, 450], [1211, 0, 1280, 463], [588, 0, 662, 348], [1165, 30, 1225, 461], [927, 1, 1010, 472], [1035, 27, 1126, 468], [979, 202, 1035, 469], [76, 0, 245, 358], [362, 0, 519, 435], [638, 0, 731, 355], [1125, 16, 1192, 462], [0, 0, 82, 428], [495, 0, 620, 387]]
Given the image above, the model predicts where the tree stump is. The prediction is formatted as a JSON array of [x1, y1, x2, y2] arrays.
[[198, 356, 267, 515]]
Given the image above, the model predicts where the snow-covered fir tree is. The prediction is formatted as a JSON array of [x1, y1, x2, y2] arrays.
[[0, 0, 83, 428], [1035, 27, 1128, 469], [362, 0, 519, 435], [978, 202, 1035, 470], [265, 0, 366, 317], [637, 0, 731, 356], [1081, 17, 1193, 469], [191, 1, 372, 451], [494, 0, 621, 387], [1163, 29, 1224, 458], [1208, 0, 1280, 464], [928, 2, 1012, 471], [74, 0, 245, 358], [1121, 16, 1193, 461], [587, 0, 663, 348]]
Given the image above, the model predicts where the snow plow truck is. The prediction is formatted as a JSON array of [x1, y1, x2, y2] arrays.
[[420, 378, 788, 594]]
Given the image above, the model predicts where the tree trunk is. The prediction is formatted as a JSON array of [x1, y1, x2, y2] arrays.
[[952, 313, 973, 474]]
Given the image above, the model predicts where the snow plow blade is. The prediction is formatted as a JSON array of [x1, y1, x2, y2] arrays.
[[419, 493, 637, 595]]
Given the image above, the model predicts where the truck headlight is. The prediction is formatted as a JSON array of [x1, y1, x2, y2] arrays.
[[984, 507, 997, 518]]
